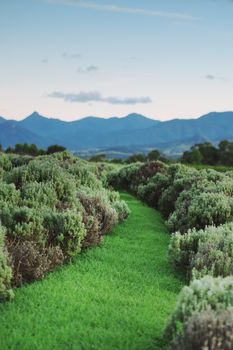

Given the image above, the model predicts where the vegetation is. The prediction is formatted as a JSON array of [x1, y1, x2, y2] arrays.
[[89, 148, 169, 164], [166, 276, 233, 344], [4, 143, 66, 156], [0, 193, 183, 350], [3, 146, 233, 347], [89, 139, 233, 169], [107, 160, 233, 348], [0, 151, 129, 301], [172, 309, 233, 350], [181, 140, 233, 166], [169, 223, 233, 279]]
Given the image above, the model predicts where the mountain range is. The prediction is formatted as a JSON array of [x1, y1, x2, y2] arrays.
[[1, 111, 233, 157]]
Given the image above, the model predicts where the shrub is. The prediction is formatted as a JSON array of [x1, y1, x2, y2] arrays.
[[78, 190, 118, 248], [0, 153, 12, 171], [0, 226, 13, 301], [106, 190, 131, 221], [1, 206, 45, 243], [137, 173, 169, 208], [4, 160, 61, 187], [0, 182, 20, 209], [44, 210, 86, 258], [67, 163, 103, 190], [112, 199, 130, 221], [158, 165, 199, 218], [107, 163, 142, 191], [166, 276, 233, 341], [172, 309, 233, 350], [187, 192, 232, 230], [107, 161, 167, 194], [20, 181, 58, 209], [9, 241, 64, 286], [0, 151, 128, 299], [167, 189, 233, 233], [191, 224, 233, 279], [169, 223, 233, 278], [130, 161, 167, 190], [168, 227, 207, 274]]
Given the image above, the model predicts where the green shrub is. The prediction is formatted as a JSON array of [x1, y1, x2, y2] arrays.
[[167, 188, 233, 233], [0, 153, 12, 171], [44, 210, 86, 258], [67, 163, 103, 190], [0, 182, 20, 206], [166, 276, 233, 341], [105, 190, 130, 221], [20, 182, 58, 208], [137, 172, 169, 208], [169, 223, 233, 278], [112, 199, 130, 221], [0, 226, 13, 301], [172, 309, 233, 350], [187, 192, 232, 229], [1, 206, 45, 243], [130, 161, 167, 191], [107, 161, 167, 194], [168, 227, 207, 274], [0, 151, 128, 298], [158, 165, 199, 218], [191, 224, 233, 279], [107, 163, 142, 191]]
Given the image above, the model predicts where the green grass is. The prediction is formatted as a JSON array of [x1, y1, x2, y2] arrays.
[[0, 193, 184, 350]]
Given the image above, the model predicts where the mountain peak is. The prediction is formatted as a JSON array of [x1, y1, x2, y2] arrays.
[[25, 111, 45, 120], [125, 113, 148, 119]]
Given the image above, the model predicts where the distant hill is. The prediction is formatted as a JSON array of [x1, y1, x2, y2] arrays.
[[1, 111, 233, 157], [0, 119, 50, 148]]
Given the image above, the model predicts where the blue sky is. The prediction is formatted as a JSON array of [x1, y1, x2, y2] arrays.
[[0, 0, 233, 120]]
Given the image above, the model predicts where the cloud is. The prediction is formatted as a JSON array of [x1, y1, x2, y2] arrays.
[[62, 52, 81, 59], [206, 74, 229, 81], [77, 65, 99, 73], [206, 74, 216, 80], [86, 65, 99, 72], [42, 58, 48, 63], [48, 0, 200, 21], [48, 90, 152, 105]]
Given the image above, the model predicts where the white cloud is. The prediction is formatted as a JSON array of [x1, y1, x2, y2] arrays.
[[48, 0, 200, 21], [77, 65, 99, 73], [206, 74, 229, 82], [62, 52, 81, 59], [48, 90, 152, 105]]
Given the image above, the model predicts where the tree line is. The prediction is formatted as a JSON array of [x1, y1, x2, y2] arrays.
[[180, 141, 233, 166], [89, 140, 233, 167], [0, 143, 66, 156], [89, 149, 168, 164], [3, 140, 233, 166]]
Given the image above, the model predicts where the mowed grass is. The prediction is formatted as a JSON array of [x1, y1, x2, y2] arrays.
[[0, 193, 184, 350]]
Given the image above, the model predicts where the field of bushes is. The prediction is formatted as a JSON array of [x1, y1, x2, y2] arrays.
[[2, 151, 233, 349], [108, 161, 233, 349], [0, 151, 129, 301]]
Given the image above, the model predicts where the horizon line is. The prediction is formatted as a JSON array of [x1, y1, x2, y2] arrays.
[[1, 110, 233, 123]]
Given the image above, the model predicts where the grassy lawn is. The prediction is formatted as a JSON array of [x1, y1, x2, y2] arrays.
[[0, 193, 184, 350]]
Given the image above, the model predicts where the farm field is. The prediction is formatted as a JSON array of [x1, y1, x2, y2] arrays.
[[0, 193, 183, 350]]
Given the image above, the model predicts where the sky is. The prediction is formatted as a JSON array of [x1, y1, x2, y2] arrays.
[[0, 0, 233, 121]]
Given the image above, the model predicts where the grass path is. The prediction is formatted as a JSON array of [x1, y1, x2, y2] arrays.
[[0, 193, 184, 350]]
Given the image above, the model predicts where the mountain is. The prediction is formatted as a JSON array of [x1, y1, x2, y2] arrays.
[[0, 119, 50, 148], [0, 111, 233, 157]]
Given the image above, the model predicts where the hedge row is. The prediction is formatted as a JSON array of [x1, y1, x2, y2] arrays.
[[107, 161, 233, 349], [0, 152, 130, 301]]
